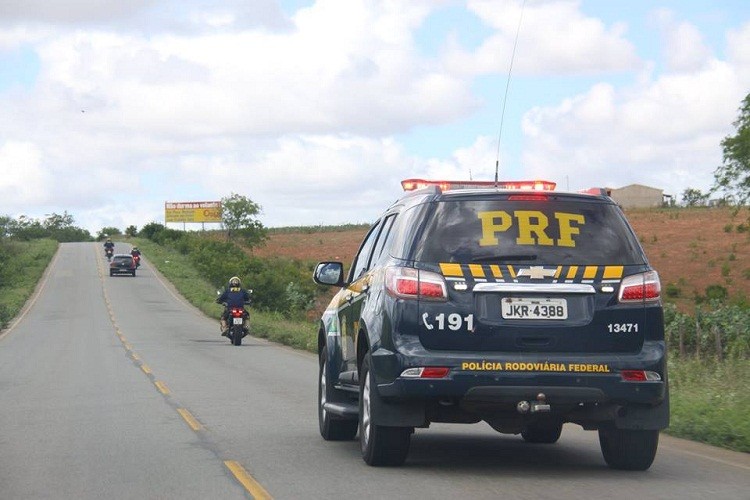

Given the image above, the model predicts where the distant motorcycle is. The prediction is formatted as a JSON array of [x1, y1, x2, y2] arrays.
[[132, 254, 141, 268], [217, 289, 252, 346], [105, 247, 114, 261]]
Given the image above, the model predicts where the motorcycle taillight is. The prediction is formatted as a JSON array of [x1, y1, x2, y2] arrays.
[[230, 308, 244, 318]]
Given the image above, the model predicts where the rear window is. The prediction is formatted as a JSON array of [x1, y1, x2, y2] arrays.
[[113, 256, 133, 264], [413, 197, 645, 265]]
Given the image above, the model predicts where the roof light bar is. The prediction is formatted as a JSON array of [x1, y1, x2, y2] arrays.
[[401, 178, 556, 192]]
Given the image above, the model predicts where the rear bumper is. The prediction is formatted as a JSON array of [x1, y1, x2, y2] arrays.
[[371, 340, 667, 406]]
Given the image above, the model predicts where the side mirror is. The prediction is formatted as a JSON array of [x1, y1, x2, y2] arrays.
[[216, 289, 222, 296], [313, 262, 346, 287]]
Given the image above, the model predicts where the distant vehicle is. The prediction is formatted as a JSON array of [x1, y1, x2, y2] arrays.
[[313, 178, 668, 470], [109, 254, 136, 277], [105, 247, 114, 261]]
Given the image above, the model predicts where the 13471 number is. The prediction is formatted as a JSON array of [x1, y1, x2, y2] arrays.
[[607, 323, 639, 333]]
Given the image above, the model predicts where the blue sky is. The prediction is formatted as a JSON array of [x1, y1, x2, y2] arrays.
[[1, 0, 749, 233]]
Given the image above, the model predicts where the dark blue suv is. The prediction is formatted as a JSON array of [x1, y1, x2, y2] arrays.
[[313, 179, 668, 469]]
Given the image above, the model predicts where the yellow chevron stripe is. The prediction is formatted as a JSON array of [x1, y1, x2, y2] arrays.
[[554, 266, 562, 279], [566, 266, 578, 279], [490, 265, 503, 279], [507, 265, 516, 279], [603, 266, 624, 279], [468, 264, 485, 278], [440, 263, 464, 277], [584, 266, 598, 279]]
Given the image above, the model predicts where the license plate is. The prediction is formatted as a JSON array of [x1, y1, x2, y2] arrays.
[[232, 317, 243, 325], [501, 297, 568, 320]]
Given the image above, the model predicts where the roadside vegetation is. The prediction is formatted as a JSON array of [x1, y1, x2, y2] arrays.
[[0, 211, 93, 329]]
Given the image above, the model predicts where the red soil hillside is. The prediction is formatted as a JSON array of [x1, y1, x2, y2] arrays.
[[254, 207, 750, 310]]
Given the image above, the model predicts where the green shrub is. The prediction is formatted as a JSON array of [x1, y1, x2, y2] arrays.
[[665, 282, 682, 298]]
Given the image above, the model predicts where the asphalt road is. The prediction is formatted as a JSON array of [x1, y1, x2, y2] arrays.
[[1, 242, 749, 500]]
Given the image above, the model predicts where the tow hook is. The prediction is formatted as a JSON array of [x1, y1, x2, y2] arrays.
[[517, 393, 551, 414]]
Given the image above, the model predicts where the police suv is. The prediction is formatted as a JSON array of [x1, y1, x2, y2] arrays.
[[313, 179, 668, 469]]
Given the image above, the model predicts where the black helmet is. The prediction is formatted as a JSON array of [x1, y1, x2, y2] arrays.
[[229, 276, 241, 288]]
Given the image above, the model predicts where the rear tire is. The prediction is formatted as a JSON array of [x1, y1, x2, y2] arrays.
[[232, 326, 242, 346], [132, 271, 136, 277], [599, 427, 659, 470], [359, 355, 411, 466], [521, 421, 563, 444], [318, 350, 358, 440]]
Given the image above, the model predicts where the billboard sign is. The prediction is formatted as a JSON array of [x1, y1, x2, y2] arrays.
[[165, 201, 222, 223]]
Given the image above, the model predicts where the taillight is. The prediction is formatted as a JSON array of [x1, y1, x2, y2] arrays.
[[618, 271, 661, 303], [400, 367, 450, 378], [230, 308, 244, 318], [385, 267, 447, 301], [620, 370, 661, 381]]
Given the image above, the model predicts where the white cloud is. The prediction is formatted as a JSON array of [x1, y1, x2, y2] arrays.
[[448, 0, 641, 75], [0, 141, 52, 205], [520, 54, 747, 195], [0, 2, 748, 233], [651, 8, 712, 72]]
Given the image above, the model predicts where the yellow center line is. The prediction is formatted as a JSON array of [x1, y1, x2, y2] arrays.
[[154, 381, 170, 395], [124, 343, 133, 351], [177, 408, 203, 432], [140, 364, 152, 375], [131, 353, 140, 361], [224, 461, 273, 500]]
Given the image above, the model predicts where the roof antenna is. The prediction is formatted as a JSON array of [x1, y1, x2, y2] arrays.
[[495, 0, 527, 187]]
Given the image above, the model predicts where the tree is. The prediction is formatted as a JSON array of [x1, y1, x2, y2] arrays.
[[681, 188, 709, 207], [125, 225, 138, 237], [713, 93, 750, 206], [97, 227, 122, 240], [43, 212, 75, 231], [221, 193, 267, 248]]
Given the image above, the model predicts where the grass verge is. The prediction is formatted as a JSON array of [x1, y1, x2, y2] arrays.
[[0, 239, 59, 329], [665, 358, 750, 452], [129, 237, 318, 352]]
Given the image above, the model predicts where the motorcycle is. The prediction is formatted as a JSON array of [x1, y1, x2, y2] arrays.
[[228, 307, 248, 346], [217, 289, 252, 346], [132, 254, 141, 268], [105, 247, 114, 261]]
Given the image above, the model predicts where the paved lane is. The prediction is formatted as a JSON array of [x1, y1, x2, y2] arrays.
[[2, 242, 749, 499], [0, 243, 247, 499]]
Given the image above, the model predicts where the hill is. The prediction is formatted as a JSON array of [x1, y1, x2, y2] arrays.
[[254, 207, 750, 311]]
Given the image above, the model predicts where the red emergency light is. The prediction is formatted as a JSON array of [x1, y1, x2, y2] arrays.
[[401, 178, 556, 192]]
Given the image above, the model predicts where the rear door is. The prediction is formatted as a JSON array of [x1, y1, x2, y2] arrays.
[[412, 194, 651, 354]]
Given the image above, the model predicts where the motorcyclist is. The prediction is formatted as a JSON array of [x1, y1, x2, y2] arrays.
[[130, 246, 141, 267], [215, 276, 251, 337], [103, 238, 115, 258]]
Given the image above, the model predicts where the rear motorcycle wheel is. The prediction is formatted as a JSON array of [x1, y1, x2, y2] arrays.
[[232, 325, 242, 346]]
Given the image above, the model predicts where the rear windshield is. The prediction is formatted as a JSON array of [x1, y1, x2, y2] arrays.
[[113, 256, 132, 263], [412, 197, 645, 265]]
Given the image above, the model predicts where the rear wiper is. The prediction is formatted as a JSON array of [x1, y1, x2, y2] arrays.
[[472, 254, 538, 263]]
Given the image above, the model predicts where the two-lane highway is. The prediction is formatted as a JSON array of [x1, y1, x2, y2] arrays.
[[1, 242, 749, 499]]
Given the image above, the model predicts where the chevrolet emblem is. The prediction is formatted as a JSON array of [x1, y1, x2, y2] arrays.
[[517, 266, 557, 280]]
